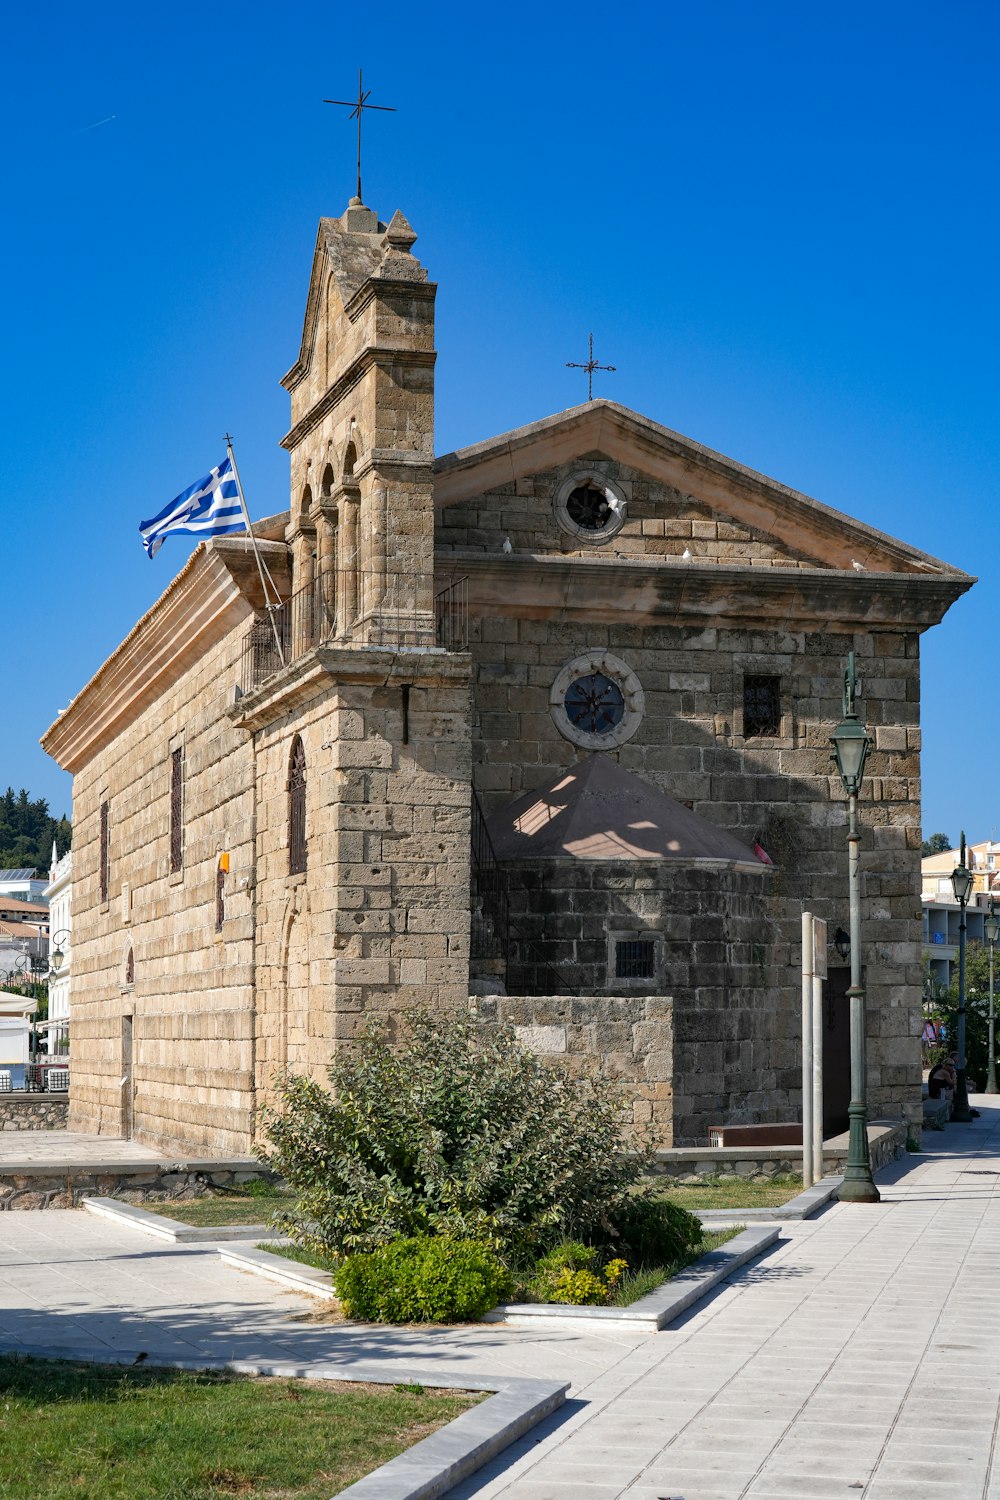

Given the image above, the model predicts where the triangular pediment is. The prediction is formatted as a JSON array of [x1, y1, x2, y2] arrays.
[[434, 400, 968, 579]]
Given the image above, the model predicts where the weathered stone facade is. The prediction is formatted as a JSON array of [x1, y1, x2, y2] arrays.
[[41, 195, 973, 1154]]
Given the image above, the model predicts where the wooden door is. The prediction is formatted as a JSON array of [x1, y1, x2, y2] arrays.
[[823, 969, 852, 1137]]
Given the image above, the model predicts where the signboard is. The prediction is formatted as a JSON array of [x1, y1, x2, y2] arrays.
[[812, 917, 828, 978]]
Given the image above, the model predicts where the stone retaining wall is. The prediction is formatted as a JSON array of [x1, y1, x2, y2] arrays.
[[0, 1095, 69, 1132], [648, 1120, 908, 1182], [0, 1162, 276, 1210]]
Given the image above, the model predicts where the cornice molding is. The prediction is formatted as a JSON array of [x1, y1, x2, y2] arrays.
[[435, 550, 973, 632], [42, 541, 289, 774], [280, 347, 437, 453], [228, 641, 471, 732]]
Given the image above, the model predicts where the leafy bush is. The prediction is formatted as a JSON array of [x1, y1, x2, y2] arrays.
[[335, 1236, 511, 1323], [610, 1195, 702, 1265], [262, 1006, 652, 1261]]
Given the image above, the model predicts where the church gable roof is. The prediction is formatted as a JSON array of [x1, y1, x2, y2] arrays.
[[434, 400, 968, 579], [486, 754, 766, 868]]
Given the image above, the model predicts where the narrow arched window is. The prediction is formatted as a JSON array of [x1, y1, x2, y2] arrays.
[[288, 736, 307, 875], [124, 948, 134, 986]]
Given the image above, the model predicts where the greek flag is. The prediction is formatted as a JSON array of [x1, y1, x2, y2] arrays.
[[139, 456, 246, 559]]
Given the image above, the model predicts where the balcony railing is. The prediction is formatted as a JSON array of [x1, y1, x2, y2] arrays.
[[240, 568, 470, 695]]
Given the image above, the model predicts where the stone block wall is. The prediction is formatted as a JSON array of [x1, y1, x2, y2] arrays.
[[501, 860, 784, 1146], [449, 510, 924, 1134], [67, 616, 258, 1155], [247, 648, 473, 1117], [471, 992, 673, 1134]]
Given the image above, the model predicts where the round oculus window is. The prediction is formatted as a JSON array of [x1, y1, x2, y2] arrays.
[[549, 650, 645, 750], [553, 470, 627, 544], [566, 483, 613, 532], [564, 672, 626, 735]]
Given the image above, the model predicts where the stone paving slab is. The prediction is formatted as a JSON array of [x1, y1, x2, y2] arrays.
[[0, 1130, 165, 1165]]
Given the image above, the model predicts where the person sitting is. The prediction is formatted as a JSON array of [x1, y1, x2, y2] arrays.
[[928, 1055, 957, 1099]]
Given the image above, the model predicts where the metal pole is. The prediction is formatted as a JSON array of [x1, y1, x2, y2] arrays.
[[988, 937, 998, 1095], [801, 912, 814, 1188], [952, 885, 973, 1121], [837, 789, 880, 1202], [812, 928, 824, 1184], [226, 438, 286, 666]]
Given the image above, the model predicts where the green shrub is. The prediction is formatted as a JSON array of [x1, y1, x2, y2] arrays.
[[261, 1006, 651, 1261], [527, 1241, 630, 1305], [548, 1267, 608, 1305], [610, 1194, 702, 1265], [335, 1236, 512, 1323]]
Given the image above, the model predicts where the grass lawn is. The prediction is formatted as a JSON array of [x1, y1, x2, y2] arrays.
[[653, 1173, 804, 1211], [151, 1189, 295, 1228], [0, 1355, 479, 1500]]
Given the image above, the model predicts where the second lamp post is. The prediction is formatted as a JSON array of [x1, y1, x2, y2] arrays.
[[830, 650, 879, 1204], [985, 898, 999, 1096], [950, 834, 975, 1123]]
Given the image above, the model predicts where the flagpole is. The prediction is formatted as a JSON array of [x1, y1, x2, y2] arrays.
[[225, 436, 285, 667]]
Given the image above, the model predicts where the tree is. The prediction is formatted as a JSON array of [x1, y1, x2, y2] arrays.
[[921, 832, 952, 858], [928, 942, 999, 1088], [0, 789, 71, 872]]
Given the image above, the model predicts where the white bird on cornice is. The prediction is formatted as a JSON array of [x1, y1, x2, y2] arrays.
[[502, 537, 513, 555], [851, 559, 865, 572], [682, 547, 693, 562]]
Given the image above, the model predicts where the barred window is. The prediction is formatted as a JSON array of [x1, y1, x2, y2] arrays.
[[215, 866, 226, 931], [743, 675, 781, 737], [169, 746, 184, 873], [288, 736, 307, 875], [615, 939, 656, 980], [99, 800, 110, 904]]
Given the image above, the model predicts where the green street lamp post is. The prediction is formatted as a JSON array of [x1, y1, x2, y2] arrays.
[[950, 835, 975, 1121], [830, 650, 880, 1203], [985, 899, 999, 1096]]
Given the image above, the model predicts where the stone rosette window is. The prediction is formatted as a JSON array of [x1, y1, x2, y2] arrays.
[[550, 649, 645, 750], [553, 469, 628, 545]]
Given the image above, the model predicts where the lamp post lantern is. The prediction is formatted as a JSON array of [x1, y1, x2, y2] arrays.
[[830, 651, 880, 1203], [985, 899, 999, 1096]]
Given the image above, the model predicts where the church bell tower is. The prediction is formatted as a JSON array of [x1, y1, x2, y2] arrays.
[[280, 198, 437, 646]]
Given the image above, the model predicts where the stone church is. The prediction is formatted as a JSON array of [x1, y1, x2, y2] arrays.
[[42, 194, 972, 1156]]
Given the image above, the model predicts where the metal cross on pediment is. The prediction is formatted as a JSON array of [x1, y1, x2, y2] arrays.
[[566, 333, 616, 401], [843, 650, 861, 718], [324, 69, 397, 205]]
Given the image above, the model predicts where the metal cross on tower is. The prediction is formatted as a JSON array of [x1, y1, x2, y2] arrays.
[[566, 333, 616, 401], [324, 69, 397, 205]]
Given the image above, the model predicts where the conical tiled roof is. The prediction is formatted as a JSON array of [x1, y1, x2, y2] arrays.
[[486, 755, 767, 867]]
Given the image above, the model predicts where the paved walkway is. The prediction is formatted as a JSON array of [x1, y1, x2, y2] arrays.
[[2, 1103, 1000, 1498], [0, 1131, 165, 1165]]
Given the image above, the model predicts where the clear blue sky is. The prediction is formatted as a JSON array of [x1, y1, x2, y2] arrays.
[[3, 1, 996, 845]]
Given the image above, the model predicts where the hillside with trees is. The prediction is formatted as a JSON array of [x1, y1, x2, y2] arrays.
[[0, 789, 71, 872]]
